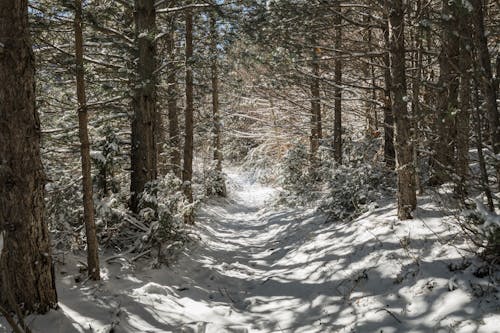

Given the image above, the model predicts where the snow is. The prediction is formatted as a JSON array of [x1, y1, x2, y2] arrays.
[[1, 170, 498, 332]]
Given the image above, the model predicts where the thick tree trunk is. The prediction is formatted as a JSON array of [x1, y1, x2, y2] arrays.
[[74, 0, 100, 280], [0, 0, 58, 313], [382, 17, 395, 169], [166, 12, 181, 178], [130, 0, 157, 213], [471, 0, 500, 191], [333, 3, 342, 164], [183, 8, 195, 223], [388, 0, 417, 220]]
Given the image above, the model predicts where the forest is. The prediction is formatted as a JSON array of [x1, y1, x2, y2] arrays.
[[0, 0, 499, 332]]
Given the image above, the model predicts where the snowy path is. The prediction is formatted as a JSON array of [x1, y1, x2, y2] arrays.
[[2, 170, 498, 333]]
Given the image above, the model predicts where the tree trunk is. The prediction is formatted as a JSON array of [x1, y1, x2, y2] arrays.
[[333, 3, 342, 164], [388, 0, 417, 220], [130, 0, 157, 213], [369, 32, 378, 131], [210, 13, 227, 197], [0, 0, 58, 313], [411, 0, 423, 194], [455, 8, 472, 200], [74, 0, 100, 281], [471, 0, 500, 191], [363, 14, 377, 132], [496, 55, 499, 93], [430, 0, 460, 185], [310, 44, 321, 166], [473, 79, 494, 211], [167, 11, 181, 178], [382, 16, 395, 169], [183, 8, 195, 223]]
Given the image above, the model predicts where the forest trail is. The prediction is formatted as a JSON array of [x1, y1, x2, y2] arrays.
[[17, 170, 499, 333]]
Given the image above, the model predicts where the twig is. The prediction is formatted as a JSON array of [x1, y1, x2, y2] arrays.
[[105, 255, 131, 264], [220, 287, 236, 304], [132, 250, 151, 262], [376, 308, 402, 324], [489, 257, 499, 286], [260, 276, 275, 285]]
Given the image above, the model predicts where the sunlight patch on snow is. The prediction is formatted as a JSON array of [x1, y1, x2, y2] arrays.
[[57, 303, 104, 332]]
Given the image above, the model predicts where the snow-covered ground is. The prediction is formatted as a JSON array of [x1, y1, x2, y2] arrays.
[[1, 170, 499, 332]]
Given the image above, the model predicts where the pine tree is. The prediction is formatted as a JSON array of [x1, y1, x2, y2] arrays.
[[183, 5, 195, 223], [0, 0, 58, 313], [74, 0, 100, 281], [387, 0, 417, 219], [130, 0, 158, 213]]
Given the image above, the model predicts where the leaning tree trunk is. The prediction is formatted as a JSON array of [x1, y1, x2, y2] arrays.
[[388, 0, 417, 220], [0, 0, 58, 313], [74, 0, 100, 280], [333, 2, 342, 164], [130, 0, 158, 213], [183, 7, 195, 223]]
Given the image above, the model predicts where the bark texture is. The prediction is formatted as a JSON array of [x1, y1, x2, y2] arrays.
[[383, 16, 395, 169], [0, 0, 58, 313], [183, 8, 195, 223], [333, 3, 342, 164], [388, 0, 417, 220], [455, 8, 472, 199], [310, 44, 322, 165], [166, 11, 181, 178], [471, 0, 500, 191], [74, 0, 100, 280], [130, 0, 158, 213], [430, 0, 460, 185], [210, 13, 227, 197]]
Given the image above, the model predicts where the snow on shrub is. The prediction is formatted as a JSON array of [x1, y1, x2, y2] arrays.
[[278, 141, 313, 198], [277, 134, 392, 221], [203, 161, 227, 197], [461, 199, 500, 261], [318, 164, 385, 221], [137, 173, 192, 253]]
